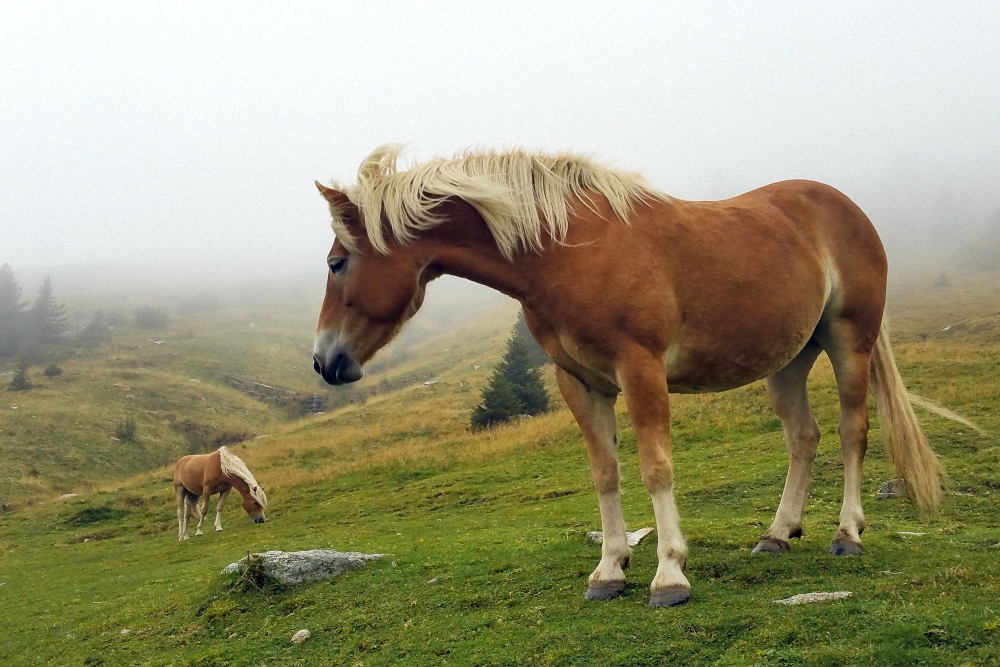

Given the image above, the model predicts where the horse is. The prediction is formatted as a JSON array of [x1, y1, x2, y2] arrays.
[[311, 144, 953, 606], [173, 446, 267, 541]]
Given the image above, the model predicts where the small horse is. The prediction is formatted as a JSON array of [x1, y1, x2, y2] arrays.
[[312, 145, 955, 606], [173, 446, 267, 541]]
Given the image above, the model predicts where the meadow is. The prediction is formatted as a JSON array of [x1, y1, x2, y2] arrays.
[[0, 273, 998, 665]]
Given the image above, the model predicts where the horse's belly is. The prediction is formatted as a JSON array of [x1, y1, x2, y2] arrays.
[[665, 320, 815, 393]]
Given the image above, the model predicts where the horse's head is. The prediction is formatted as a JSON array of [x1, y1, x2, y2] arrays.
[[312, 183, 429, 385], [242, 488, 266, 523]]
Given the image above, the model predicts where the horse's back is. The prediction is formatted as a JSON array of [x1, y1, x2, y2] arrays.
[[173, 450, 223, 494]]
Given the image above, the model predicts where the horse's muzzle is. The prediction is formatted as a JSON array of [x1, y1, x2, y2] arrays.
[[254, 516, 265, 524], [313, 349, 363, 385]]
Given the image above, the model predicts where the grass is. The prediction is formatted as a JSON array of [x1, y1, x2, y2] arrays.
[[0, 273, 998, 665]]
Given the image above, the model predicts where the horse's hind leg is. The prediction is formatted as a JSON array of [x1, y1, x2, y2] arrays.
[[819, 319, 877, 556], [215, 488, 231, 531], [755, 341, 823, 553], [556, 368, 629, 601]]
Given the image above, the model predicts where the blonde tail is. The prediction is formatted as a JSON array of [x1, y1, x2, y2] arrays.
[[869, 317, 942, 513]]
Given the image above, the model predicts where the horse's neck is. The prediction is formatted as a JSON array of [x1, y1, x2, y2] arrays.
[[225, 472, 251, 498], [418, 200, 534, 301]]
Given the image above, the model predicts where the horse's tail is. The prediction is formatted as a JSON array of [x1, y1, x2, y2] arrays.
[[869, 317, 943, 513]]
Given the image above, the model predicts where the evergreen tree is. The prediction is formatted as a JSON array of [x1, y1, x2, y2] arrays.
[[0, 264, 26, 357], [470, 312, 550, 430], [470, 370, 522, 429], [28, 277, 68, 344], [80, 310, 111, 347], [513, 311, 550, 367]]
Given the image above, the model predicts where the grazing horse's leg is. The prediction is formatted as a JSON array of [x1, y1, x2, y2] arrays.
[[556, 368, 628, 601], [820, 320, 876, 556], [215, 488, 231, 531], [176, 485, 189, 541], [194, 487, 211, 536], [618, 352, 690, 607], [755, 341, 823, 553]]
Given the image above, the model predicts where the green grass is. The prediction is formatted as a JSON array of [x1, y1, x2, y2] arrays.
[[1, 275, 999, 665]]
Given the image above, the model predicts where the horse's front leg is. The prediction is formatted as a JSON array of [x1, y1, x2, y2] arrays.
[[194, 488, 210, 536], [556, 368, 629, 600], [176, 486, 188, 541], [618, 352, 690, 607], [215, 488, 231, 531]]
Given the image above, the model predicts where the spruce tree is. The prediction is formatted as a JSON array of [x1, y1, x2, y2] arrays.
[[470, 312, 550, 430], [0, 264, 26, 357], [513, 311, 550, 367], [28, 277, 68, 344]]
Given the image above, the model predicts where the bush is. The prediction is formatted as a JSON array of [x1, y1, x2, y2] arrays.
[[114, 416, 138, 443], [134, 306, 169, 330], [43, 363, 62, 377]]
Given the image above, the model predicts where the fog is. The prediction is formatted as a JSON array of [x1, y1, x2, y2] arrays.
[[3, 2, 999, 301]]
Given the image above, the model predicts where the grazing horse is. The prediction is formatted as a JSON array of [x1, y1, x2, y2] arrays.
[[312, 145, 948, 606], [173, 446, 267, 541]]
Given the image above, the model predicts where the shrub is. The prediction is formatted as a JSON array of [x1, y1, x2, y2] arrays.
[[43, 363, 62, 377], [134, 306, 169, 330], [114, 416, 138, 443]]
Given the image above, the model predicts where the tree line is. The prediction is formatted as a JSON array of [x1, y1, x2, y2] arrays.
[[0, 264, 128, 363]]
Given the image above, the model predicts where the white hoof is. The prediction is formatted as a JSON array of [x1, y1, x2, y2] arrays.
[[215, 527, 223, 532], [195, 530, 203, 536]]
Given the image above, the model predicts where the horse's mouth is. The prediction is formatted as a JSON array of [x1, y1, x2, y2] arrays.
[[314, 350, 364, 385], [254, 516, 265, 524]]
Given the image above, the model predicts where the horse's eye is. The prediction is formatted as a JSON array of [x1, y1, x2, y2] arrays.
[[329, 257, 348, 275]]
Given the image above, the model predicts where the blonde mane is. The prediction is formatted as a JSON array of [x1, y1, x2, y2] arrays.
[[218, 446, 267, 506], [328, 144, 665, 260]]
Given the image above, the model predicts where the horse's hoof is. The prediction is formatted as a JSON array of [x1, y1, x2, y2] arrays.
[[829, 539, 863, 556], [649, 586, 690, 607], [216, 527, 223, 532], [195, 531, 203, 537], [752, 537, 790, 553], [585, 581, 626, 601]]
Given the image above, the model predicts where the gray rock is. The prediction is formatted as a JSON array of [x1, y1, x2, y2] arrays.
[[877, 478, 906, 500], [221, 549, 383, 585], [587, 527, 654, 547]]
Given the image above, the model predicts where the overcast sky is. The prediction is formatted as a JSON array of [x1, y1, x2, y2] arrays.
[[2, 1, 999, 271]]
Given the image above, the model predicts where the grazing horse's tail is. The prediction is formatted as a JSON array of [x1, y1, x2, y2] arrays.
[[869, 317, 943, 514]]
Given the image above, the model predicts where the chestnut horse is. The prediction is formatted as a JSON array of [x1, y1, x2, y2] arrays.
[[173, 446, 267, 541], [312, 145, 950, 606]]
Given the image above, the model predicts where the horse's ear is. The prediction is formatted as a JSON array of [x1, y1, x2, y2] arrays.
[[315, 182, 351, 208]]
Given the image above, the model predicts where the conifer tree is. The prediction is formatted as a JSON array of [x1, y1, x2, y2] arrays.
[[470, 312, 550, 430], [28, 277, 68, 344], [0, 264, 26, 357]]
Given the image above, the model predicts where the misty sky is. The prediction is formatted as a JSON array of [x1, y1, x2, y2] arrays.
[[3, 1, 999, 271]]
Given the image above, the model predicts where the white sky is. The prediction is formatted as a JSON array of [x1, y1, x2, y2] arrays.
[[2, 1, 999, 270]]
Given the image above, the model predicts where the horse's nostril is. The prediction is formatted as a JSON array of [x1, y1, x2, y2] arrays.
[[312, 356, 322, 374]]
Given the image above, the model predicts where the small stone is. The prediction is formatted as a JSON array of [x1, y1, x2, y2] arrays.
[[877, 479, 906, 500], [775, 591, 851, 605], [228, 633, 238, 639], [59, 493, 78, 500], [290, 629, 310, 644], [120, 628, 131, 635], [587, 527, 654, 546], [427, 577, 439, 585], [897, 531, 925, 536]]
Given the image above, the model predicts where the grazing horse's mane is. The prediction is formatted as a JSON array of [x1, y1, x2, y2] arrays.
[[329, 144, 665, 260], [218, 446, 267, 507]]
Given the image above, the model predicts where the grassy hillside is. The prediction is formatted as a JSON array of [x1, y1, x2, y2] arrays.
[[0, 276, 998, 665]]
